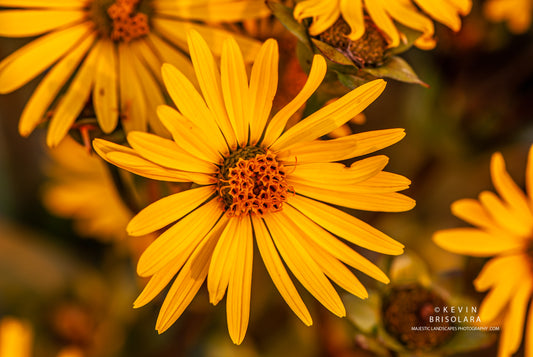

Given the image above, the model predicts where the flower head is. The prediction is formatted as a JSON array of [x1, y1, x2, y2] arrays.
[[293, 0, 472, 50], [94, 30, 415, 344], [0, 0, 269, 146], [434, 145, 533, 357]]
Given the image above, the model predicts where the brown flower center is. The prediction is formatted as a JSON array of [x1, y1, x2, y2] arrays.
[[217, 147, 292, 217], [318, 17, 387, 68], [107, 0, 149, 42], [382, 285, 454, 351]]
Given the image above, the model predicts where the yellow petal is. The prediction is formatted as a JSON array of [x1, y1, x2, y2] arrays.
[[528, 145, 533, 206], [136, 199, 222, 277], [93, 38, 118, 134], [160, 63, 228, 154], [251, 216, 312, 326], [491, 152, 533, 229], [288, 194, 404, 255], [18, 31, 96, 136], [289, 156, 388, 186], [153, 0, 270, 22], [187, 29, 237, 149], [129, 38, 163, 83], [221, 36, 249, 146], [127, 186, 216, 236], [525, 295, 533, 357], [264, 212, 346, 317], [498, 277, 532, 356], [340, 0, 365, 40], [384, 0, 435, 44], [293, 0, 340, 36], [433, 228, 524, 257], [248, 39, 278, 145], [152, 18, 261, 62], [208, 216, 246, 305], [262, 55, 327, 146], [0, 10, 87, 37], [473, 255, 512, 291], [0, 21, 93, 94], [283, 205, 389, 284], [294, 183, 415, 212], [451, 198, 502, 232], [118, 43, 147, 132], [47, 38, 100, 147], [127, 131, 216, 174], [226, 216, 253, 345], [147, 33, 196, 85], [271, 79, 386, 151], [157, 105, 221, 163], [479, 191, 532, 238], [0, 0, 87, 8], [156, 216, 229, 333], [365, 0, 400, 47], [414, 0, 462, 31]]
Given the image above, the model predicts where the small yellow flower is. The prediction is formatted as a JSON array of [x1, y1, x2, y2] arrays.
[[0, 0, 269, 146], [94, 30, 415, 344], [434, 145, 533, 357], [0, 317, 32, 357], [293, 0, 472, 49], [484, 0, 533, 34]]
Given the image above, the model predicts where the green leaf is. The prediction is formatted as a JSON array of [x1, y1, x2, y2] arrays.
[[311, 38, 355, 67], [362, 56, 428, 87], [389, 251, 432, 287], [267, 1, 310, 47], [336, 72, 374, 89]]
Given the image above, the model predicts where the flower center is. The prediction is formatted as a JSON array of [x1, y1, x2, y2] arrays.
[[217, 147, 292, 217], [91, 0, 150, 42], [317, 17, 387, 68], [382, 285, 454, 350]]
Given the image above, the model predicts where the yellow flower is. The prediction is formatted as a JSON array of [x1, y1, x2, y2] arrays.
[[41, 136, 132, 242], [94, 30, 415, 344], [0, 317, 32, 357], [293, 0, 472, 49], [434, 145, 533, 357], [0, 0, 270, 147], [484, 0, 533, 34]]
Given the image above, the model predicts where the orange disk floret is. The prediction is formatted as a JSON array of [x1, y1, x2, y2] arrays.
[[107, 0, 149, 42], [218, 150, 293, 217]]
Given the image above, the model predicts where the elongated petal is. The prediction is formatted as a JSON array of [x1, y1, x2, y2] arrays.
[[156, 216, 229, 333], [157, 105, 221, 163], [208, 217, 246, 305], [252, 216, 312, 326], [0, 0, 88, 7], [491, 152, 533, 228], [366, 0, 400, 47], [289, 156, 389, 186], [0, 21, 92, 94], [118, 43, 147, 132], [414, 0, 461, 31], [294, 183, 415, 212], [498, 277, 532, 356], [47, 39, 100, 146], [137, 199, 222, 277], [227, 216, 253, 345], [293, 0, 340, 36], [272, 79, 386, 151], [264, 213, 346, 317], [18, 31, 96, 136], [249, 39, 278, 145], [221, 36, 249, 145], [262, 55, 327, 146], [279, 129, 405, 164], [161, 63, 228, 154], [340, 0, 365, 40], [283, 205, 389, 284], [433, 228, 524, 257], [147, 33, 196, 84], [187, 29, 237, 149], [154, 0, 270, 22], [93, 38, 118, 133], [0, 10, 87, 37], [127, 186, 215, 236], [288, 195, 404, 255], [479, 191, 532, 238], [451, 198, 501, 232], [127, 131, 216, 174]]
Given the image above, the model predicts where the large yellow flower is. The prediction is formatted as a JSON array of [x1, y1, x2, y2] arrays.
[[484, 0, 533, 34], [293, 0, 472, 49], [94, 30, 415, 344], [434, 145, 533, 357], [0, 0, 269, 147]]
